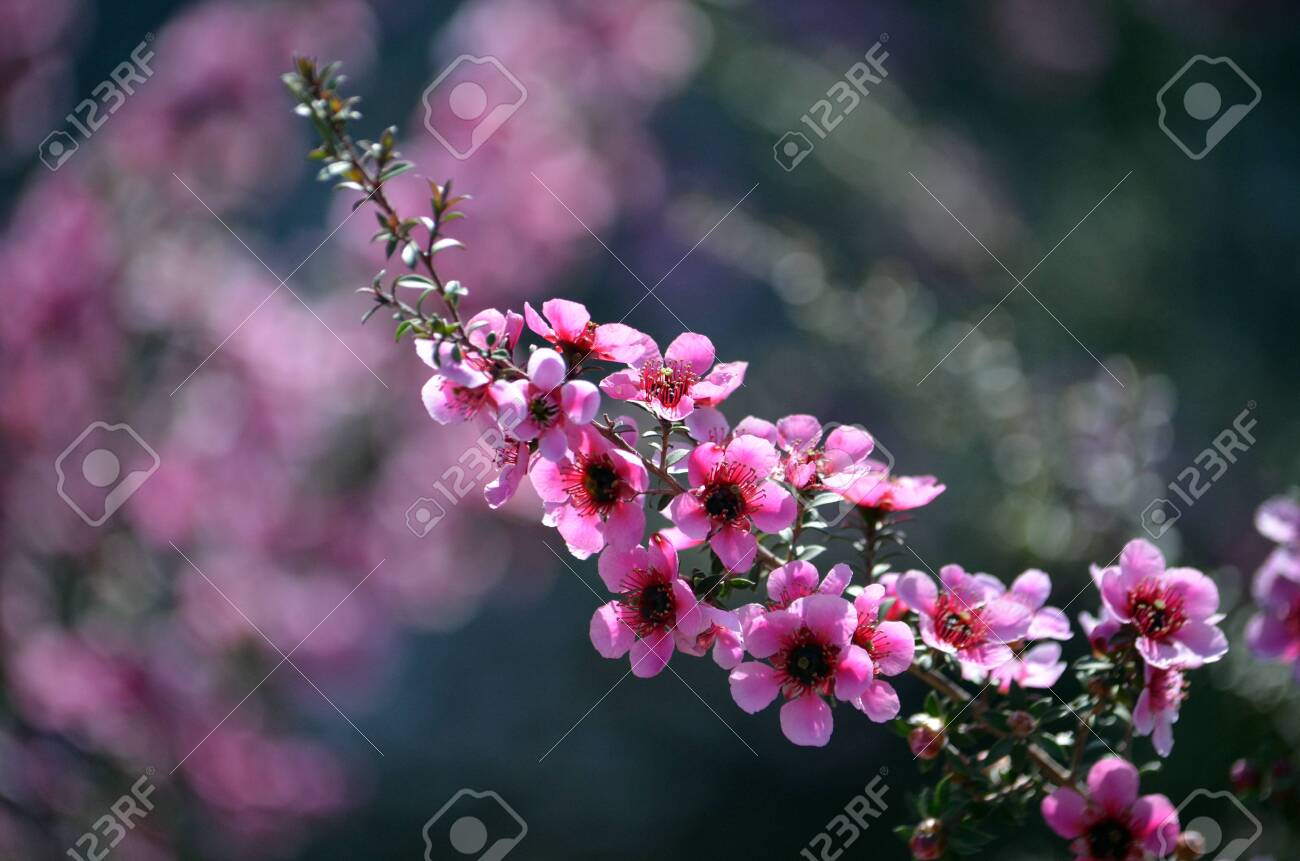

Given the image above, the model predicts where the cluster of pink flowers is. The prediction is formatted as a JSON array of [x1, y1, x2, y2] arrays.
[[1077, 538, 1228, 757]]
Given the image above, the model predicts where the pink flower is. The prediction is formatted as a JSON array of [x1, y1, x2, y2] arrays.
[[414, 308, 521, 425], [878, 572, 910, 621], [837, 459, 946, 512], [530, 427, 647, 559], [1078, 608, 1124, 655], [1041, 757, 1179, 861], [483, 437, 529, 509], [1134, 664, 1185, 757], [1097, 539, 1228, 669], [728, 594, 872, 746], [763, 559, 853, 608], [849, 583, 916, 722], [1245, 567, 1300, 681], [589, 534, 706, 677], [1256, 495, 1300, 547], [599, 332, 745, 421], [678, 605, 746, 669], [523, 298, 653, 364], [969, 642, 1067, 693], [1006, 569, 1073, 641], [491, 347, 601, 460], [667, 434, 796, 572], [896, 565, 1032, 672]]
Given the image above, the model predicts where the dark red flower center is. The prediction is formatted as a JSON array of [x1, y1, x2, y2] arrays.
[[775, 627, 839, 696], [561, 454, 627, 516], [616, 568, 677, 637], [528, 395, 560, 428], [639, 360, 697, 409], [699, 462, 764, 526], [933, 593, 990, 651], [1085, 817, 1137, 861], [1129, 578, 1187, 641], [570, 321, 598, 353]]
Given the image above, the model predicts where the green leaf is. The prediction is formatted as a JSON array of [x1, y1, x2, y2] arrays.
[[395, 274, 437, 289], [431, 237, 465, 254], [401, 242, 420, 268]]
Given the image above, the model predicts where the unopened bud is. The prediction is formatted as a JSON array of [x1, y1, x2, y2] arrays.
[[1007, 710, 1036, 738], [908, 717, 945, 760], [909, 818, 946, 860], [1229, 759, 1259, 794], [1174, 830, 1206, 860]]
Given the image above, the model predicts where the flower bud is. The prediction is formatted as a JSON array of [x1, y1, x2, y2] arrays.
[[908, 717, 946, 760], [1229, 759, 1259, 794], [909, 818, 946, 860], [1174, 830, 1206, 860], [1007, 710, 1036, 738]]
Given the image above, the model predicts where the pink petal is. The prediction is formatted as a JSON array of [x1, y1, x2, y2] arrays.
[[523, 301, 555, 340], [1257, 496, 1300, 545], [658, 525, 704, 552], [871, 621, 916, 676], [670, 580, 707, 638], [593, 323, 655, 364], [597, 544, 646, 592], [766, 561, 820, 604], [421, 376, 469, 425], [818, 563, 853, 597], [555, 505, 605, 558], [857, 679, 901, 722], [599, 368, 642, 401], [776, 414, 823, 451], [1120, 538, 1166, 581], [540, 298, 590, 341], [686, 442, 726, 488], [983, 598, 1033, 643], [1133, 794, 1179, 854], [667, 493, 710, 540], [648, 532, 678, 579], [749, 482, 796, 532], [561, 380, 600, 425], [1041, 789, 1088, 839], [733, 416, 779, 446], [414, 338, 439, 369], [896, 571, 938, 616], [833, 644, 873, 701], [1087, 757, 1139, 815], [780, 692, 833, 747], [684, 407, 730, 444], [825, 424, 874, 461], [537, 426, 569, 462], [711, 526, 757, 573], [528, 457, 571, 504], [603, 502, 646, 551], [1029, 607, 1074, 641], [590, 602, 633, 658], [527, 348, 567, 392], [854, 583, 886, 620], [1170, 619, 1228, 665], [745, 609, 800, 659], [1011, 568, 1053, 610], [691, 361, 746, 406], [794, 594, 856, 647], [1100, 570, 1134, 621], [729, 662, 779, 713], [1164, 567, 1220, 619], [629, 633, 675, 678], [724, 434, 779, 477], [664, 332, 715, 375]]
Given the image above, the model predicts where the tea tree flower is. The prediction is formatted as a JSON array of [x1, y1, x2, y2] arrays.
[[530, 427, 647, 558], [1041, 757, 1179, 861], [599, 332, 745, 421], [897, 565, 1032, 672]]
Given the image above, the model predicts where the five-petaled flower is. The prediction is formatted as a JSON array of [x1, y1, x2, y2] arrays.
[[524, 298, 653, 365], [1097, 539, 1228, 669], [729, 593, 873, 746], [1133, 664, 1185, 757], [416, 308, 524, 425], [589, 533, 706, 677], [491, 347, 601, 461], [667, 434, 797, 572], [1041, 757, 1179, 861], [600, 332, 745, 421], [531, 426, 647, 559], [897, 565, 1033, 673]]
